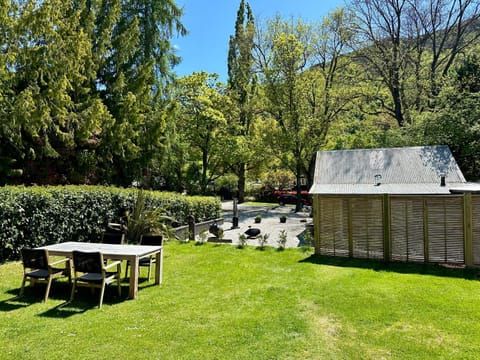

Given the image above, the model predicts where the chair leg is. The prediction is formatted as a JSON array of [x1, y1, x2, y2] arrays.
[[124, 262, 130, 280], [44, 276, 53, 302], [117, 264, 122, 297], [99, 281, 106, 308], [66, 261, 72, 284], [147, 262, 152, 282], [19, 276, 27, 297], [70, 280, 76, 303]]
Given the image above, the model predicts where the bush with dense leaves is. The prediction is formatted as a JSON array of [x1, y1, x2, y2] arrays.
[[0, 186, 221, 262]]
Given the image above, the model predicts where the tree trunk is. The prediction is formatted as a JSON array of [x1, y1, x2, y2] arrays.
[[307, 153, 316, 190], [201, 149, 208, 194], [237, 162, 246, 203], [392, 86, 404, 127], [295, 159, 303, 213]]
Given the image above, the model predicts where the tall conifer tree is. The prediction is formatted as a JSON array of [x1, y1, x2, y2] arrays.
[[227, 0, 255, 202]]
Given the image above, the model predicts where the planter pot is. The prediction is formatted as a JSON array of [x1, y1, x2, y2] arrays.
[[280, 217, 287, 223], [254, 218, 261, 224]]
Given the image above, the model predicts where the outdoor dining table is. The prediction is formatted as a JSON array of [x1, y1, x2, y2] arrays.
[[38, 241, 163, 299]]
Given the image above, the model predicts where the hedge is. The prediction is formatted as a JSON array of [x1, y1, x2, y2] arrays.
[[0, 185, 221, 262]]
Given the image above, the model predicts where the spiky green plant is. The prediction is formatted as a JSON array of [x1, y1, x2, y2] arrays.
[[126, 190, 174, 244]]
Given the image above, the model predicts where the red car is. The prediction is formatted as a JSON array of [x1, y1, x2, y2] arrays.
[[278, 193, 309, 206]]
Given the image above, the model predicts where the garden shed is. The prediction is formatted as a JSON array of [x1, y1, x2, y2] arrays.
[[310, 145, 480, 266]]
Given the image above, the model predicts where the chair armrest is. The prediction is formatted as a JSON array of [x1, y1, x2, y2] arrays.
[[49, 257, 70, 267], [104, 260, 121, 271]]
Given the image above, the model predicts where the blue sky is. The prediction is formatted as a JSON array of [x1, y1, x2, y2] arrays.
[[173, 0, 345, 81]]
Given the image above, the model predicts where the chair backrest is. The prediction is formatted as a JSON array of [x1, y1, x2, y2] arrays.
[[102, 232, 124, 244], [72, 251, 103, 273], [21, 248, 49, 270], [140, 234, 163, 246]]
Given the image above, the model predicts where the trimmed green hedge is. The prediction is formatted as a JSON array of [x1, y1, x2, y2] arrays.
[[0, 185, 221, 262]]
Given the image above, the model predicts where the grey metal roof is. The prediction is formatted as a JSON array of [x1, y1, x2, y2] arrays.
[[310, 146, 466, 195], [449, 182, 480, 194]]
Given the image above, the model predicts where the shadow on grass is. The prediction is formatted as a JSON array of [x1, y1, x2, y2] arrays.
[[37, 302, 93, 318], [38, 285, 129, 318], [0, 298, 32, 311], [300, 254, 480, 280], [0, 282, 73, 311]]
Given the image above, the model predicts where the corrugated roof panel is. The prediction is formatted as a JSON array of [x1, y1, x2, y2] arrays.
[[311, 146, 466, 195], [309, 183, 466, 195]]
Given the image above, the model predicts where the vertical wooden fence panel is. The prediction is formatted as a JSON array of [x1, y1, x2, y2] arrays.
[[351, 197, 384, 259], [426, 197, 464, 264], [317, 197, 349, 256], [314, 194, 471, 266], [472, 195, 480, 266], [390, 197, 425, 262], [313, 195, 321, 255]]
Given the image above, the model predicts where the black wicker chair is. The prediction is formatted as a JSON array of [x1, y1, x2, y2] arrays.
[[69, 251, 121, 308], [101, 232, 125, 244], [124, 235, 163, 281], [19, 248, 71, 302]]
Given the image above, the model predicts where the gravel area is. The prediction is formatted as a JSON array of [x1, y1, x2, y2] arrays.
[[214, 201, 314, 248]]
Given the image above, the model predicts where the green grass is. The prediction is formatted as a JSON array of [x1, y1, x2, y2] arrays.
[[1, 242, 480, 359]]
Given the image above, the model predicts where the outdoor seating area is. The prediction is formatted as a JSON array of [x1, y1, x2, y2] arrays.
[[17, 241, 163, 307], [19, 248, 71, 303]]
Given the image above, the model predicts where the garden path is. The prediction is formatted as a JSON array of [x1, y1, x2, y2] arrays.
[[219, 201, 313, 248]]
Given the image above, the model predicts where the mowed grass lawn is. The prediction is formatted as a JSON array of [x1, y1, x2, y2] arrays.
[[1, 242, 480, 359]]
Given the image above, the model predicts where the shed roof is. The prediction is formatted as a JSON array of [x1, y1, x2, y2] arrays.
[[310, 146, 467, 195]]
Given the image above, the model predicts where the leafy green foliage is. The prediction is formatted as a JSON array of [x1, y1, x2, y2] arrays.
[[227, 0, 256, 202], [0, 0, 185, 186], [0, 186, 221, 262], [257, 233, 269, 250], [422, 90, 480, 179], [125, 190, 174, 244], [237, 233, 247, 248], [175, 72, 236, 194], [1, 0, 480, 190], [277, 229, 287, 250]]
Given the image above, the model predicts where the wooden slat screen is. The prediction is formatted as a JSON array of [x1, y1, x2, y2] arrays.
[[314, 194, 468, 266], [390, 198, 425, 262], [318, 197, 349, 256], [472, 195, 480, 265], [351, 198, 384, 259], [426, 197, 464, 264]]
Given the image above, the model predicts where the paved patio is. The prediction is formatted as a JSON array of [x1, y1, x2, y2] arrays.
[[217, 201, 313, 248]]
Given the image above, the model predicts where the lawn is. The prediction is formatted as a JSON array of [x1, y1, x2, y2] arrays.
[[1, 241, 480, 359]]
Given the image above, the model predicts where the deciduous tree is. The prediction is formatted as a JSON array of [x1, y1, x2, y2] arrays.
[[176, 72, 235, 194]]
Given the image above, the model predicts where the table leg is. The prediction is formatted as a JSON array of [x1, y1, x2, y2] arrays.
[[154, 248, 163, 285], [129, 256, 139, 299]]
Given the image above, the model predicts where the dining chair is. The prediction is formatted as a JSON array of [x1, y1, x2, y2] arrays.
[[124, 234, 163, 281], [101, 232, 125, 244], [70, 251, 121, 308], [19, 248, 71, 302]]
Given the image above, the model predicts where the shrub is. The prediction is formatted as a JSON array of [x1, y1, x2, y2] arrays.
[[258, 233, 269, 250], [197, 230, 208, 245], [126, 190, 174, 244], [0, 185, 221, 262], [277, 230, 287, 250], [238, 234, 247, 248]]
